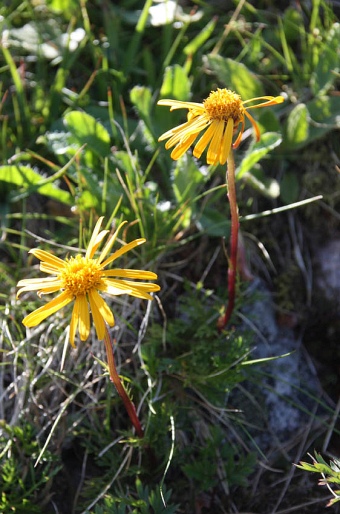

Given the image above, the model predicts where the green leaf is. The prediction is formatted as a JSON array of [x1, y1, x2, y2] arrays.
[[284, 96, 340, 150], [130, 86, 155, 139], [130, 86, 153, 124], [198, 208, 230, 238], [160, 64, 191, 100], [282, 6, 304, 43], [280, 171, 300, 204], [242, 167, 280, 199], [236, 132, 282, 179], [46, 0, 79, 16], [284, 103, 309, 148], [257, 110, 281, 134], [311, 23, 340, 96], [203, 55, 265, 99], [172, 156, 204, 204], [308, 94, 340, 134], [0, 165, 72, 204], [63, 111, 111, 157], [183, 17, 217, 55]]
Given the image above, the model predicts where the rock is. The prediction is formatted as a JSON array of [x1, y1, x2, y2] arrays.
[[238, 278, 325, 452]]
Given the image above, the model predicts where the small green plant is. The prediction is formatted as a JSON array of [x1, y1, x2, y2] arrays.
[[296, 452, 340, 507], [92, 478, 178, 514], [0, 421, 61, 513]]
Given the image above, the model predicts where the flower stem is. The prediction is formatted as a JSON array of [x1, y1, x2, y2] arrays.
[[103, 325, 144, 438], [218, 149, 239, 331]]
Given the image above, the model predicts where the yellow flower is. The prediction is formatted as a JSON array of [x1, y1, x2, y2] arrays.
[[158, 88, 284, 165], [17, 217, 160, 346]]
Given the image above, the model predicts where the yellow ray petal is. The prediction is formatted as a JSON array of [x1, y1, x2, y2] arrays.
[[37, 285, 64, 297], [22, 291, 72, 327], [233, 118, 245, 149], [40, 263, 62, 274], [243, 95, 284, 108], [163, 116, 210, 147], [219, 117, 234, 165], [171, 133, 199, 160], [77, 295, 90, 341], [29, 249, 65, 270], [244, 110, 261, 141], [102, 278, 160, 292], [69, 299, 80, 347], [100, 239, 145, 269], [193, 122, 217, 159], [85, 217, 109, 259], [101, 279, 159, 299], [17, 277, 61, 295], [158, 120, 194, 142], [102, 268, 158, 280], [88, 289, 114, 340], [157, 99, 204, 111], [206, 120, 224, 165], [97, 221, 127, 265]]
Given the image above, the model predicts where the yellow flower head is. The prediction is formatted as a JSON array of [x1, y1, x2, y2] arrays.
[[17, 218, 160, 346], [158, 88, 284, 165]]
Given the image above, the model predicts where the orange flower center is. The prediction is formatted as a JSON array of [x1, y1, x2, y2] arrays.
[[60, 255, 102, 297], [203, 88, 245, 124]]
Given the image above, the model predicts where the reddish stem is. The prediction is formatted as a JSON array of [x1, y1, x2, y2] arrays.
[[218, 149, 239, 331], [103, 325, 144, 438]]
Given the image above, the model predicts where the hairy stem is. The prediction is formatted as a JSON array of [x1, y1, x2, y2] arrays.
[[103, 325, 144, 438], [218, 149, 239, 330]]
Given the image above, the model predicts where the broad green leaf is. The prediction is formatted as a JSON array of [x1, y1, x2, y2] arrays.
[[280, 171, 300, 204], [63, 111, 111, 157], [172, 155, 204, 204], [284, 103, 309, 148], [46, 0, 79, 16], [308, 95, 340, 128], [156, 65, 192, 135], [311, 23, 340, 95], [130, 86, 153, 125], [76, 167, 121, 213], [198, 207, 230, 238], [257, 110, 281, 134], [160, 65, 191, 100], [0, 165, 72, 204], [242, 167, 280, 199], [283, 96, 340, 149], [282, 6, 304, 43], [236, 132, 282, 179], [203, 55, 265, 99]]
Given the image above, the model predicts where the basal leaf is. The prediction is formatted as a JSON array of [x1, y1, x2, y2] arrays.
[[0, 165, 72, 204], [280, 171, 300, 204], [130, 86, 153, 125], [198, 207, 230, 237], [283, 96, 340, 149], [183, 17, 217, 55], [203, 55, 265, 99], [284, 103, 309, 148], [63, 111, 111, 157], [311, 22, 340, 96], [172, 155, 204, 204], [242, 168, 280, 199], [236, 132, 282, 179], [160, 65, 191, 100], [308, 95, 340, 126]]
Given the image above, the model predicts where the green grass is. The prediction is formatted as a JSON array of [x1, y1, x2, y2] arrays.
[[1, 0, 340, 512]]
